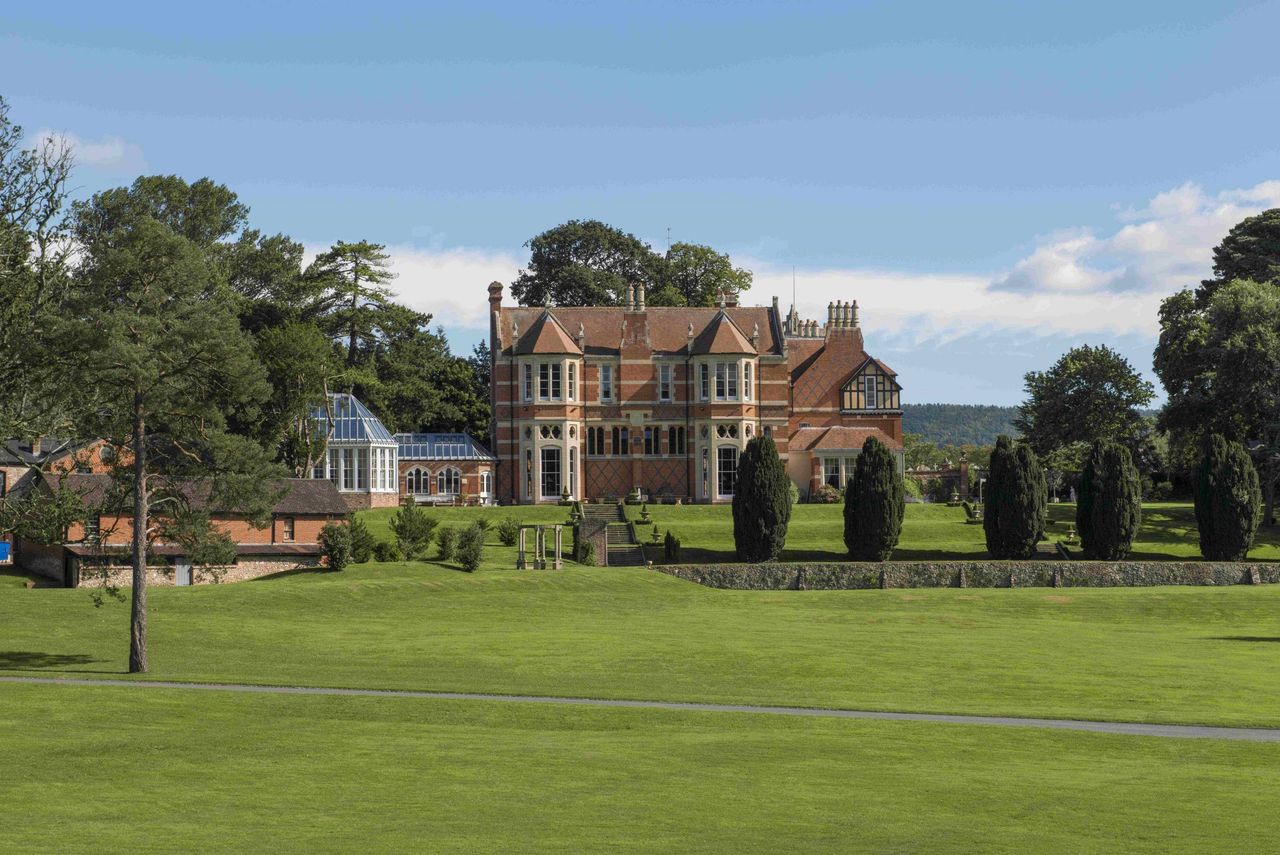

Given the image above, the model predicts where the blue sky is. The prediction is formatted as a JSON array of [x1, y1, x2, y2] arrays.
[[4, 1, 1279, 404]]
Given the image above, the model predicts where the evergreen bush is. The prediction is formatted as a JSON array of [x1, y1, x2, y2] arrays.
[[843, 436, 905, 561], [1194, 434, 1262, 561], [496, 516, 521, 546], [577, 540, 595, 566], [1076, 440, 1142, 560], [663, 529, 681, 562], [318, 522, 352, 572], [372, 541, 402, 563], [455, 523, 485, 572], [348, 515, 375, 564], [731, 436, 791, 562], [983, 435, 1046, 559], [436, 526, 457, 561], [389, 503, 437, 560]]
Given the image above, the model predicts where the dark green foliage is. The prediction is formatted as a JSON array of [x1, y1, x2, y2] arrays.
[[372, 541, 402, 563], [664, 530, 681, 562], [455, 523, 484, 572], [731, 436, 791, 562], [843, 437, 905, 561], [474, 516, 491, 534], [389, 503, 437, 559], [809, 484, 840, 504], [496, 516, 521, 546], [983, 436, 1046, 559], [1077, 441, 1143, 560], [577, 540, 595, 566], [1196, 208, 1280, 303], [1193, 435, 1262, 561], [348, 515, 375, 564], [436, 526, 457, 561], [319, 522, 352, 572], [1015, 344, 1154, 462]]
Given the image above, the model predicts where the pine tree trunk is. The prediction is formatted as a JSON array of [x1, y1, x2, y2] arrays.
[[128, 393, 148, 674]]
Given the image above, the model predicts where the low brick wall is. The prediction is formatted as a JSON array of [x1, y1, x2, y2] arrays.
[[656, 561, 1280, 590]]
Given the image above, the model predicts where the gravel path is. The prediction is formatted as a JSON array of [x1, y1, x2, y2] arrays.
[[4, 675, 1279, 742]]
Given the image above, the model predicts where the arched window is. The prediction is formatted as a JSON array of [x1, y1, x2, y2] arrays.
[[437, 467, 461, 496], [406, 468, 429, 495]]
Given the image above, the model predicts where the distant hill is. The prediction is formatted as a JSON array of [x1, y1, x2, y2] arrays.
[[902, 404, 1019, 446]]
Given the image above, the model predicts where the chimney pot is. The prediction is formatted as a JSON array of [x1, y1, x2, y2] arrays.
[[636, 282, 646, 310]]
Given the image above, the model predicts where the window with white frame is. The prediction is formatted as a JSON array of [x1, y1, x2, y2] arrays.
[[480, 470, 492, 496], [717, 446, 739, 497], [714, 362, 739, 400], [539, 363, 562, 401], [699, 363, 709, 400], [824, 458, 842, 489], [599, 364, 614, 402], [744, 362, 752, 400], [407, 468, 429, 495], [568, 362, 576, 400], [523, 363, 533, 402], [865, 375, 877, 408], [659, 364, 673, 401], [437, 467, 461, 496]]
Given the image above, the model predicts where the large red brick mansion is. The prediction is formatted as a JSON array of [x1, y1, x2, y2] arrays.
[[488, 281, 904, 504]]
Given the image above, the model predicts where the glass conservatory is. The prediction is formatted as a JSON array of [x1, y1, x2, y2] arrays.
[[310, 393, 399, 502]]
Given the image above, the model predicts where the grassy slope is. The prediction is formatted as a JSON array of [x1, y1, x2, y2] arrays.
[[360, 501, 1280, 562], [2, 684, 1277, 854], [4, 559, 1280, 726]]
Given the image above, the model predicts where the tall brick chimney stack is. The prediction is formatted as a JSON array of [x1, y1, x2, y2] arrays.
[[487, 281, 503, 313]]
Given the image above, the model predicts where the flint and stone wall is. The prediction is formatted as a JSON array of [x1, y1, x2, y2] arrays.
[[70, 557, 317, 588], [657, 561, 1280, 590]]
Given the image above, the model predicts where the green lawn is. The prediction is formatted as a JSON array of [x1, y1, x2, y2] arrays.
[[360, 501, 1280, 563], [4, 559, 1280, 727], [2, 683, 1277, 853]]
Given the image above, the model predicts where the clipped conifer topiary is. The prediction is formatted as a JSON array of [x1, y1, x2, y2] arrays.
[[1077, 440, 1142, 560], [1194, 434, 1262, 561], [843, 436, 905, 561], [731, 435, 791, 562], [983, 435, 1046, 559]]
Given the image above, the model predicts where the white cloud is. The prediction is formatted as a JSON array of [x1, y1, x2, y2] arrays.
[[31, 129, 146, 173], [994, 180, 1280, 296], [320, 179, 1278, 352]]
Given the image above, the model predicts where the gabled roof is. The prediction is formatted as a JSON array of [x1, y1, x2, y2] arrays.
[[690, 310, 757, 355], [514, 310, 582, 355], [495, 306, 783, 357], [395, 432, 495, 461]]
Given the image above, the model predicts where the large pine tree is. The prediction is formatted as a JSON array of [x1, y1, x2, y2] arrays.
[[983, 435, 1046, 559], [1077, 440, 1142, 560], [63, 199, 283, 673], [843, 436, 904, 561], [731, 435, 790, 561], [1194, 434, 1261, 561]]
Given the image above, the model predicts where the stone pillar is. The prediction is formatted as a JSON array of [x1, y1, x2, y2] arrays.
[[553, 525, 563, 570], [517, 527, 528, 570], [809, 455, 823, 497], [535, 526, 546, 570]]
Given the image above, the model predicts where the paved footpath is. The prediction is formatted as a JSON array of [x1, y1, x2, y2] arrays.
[[4, 675, 1280, 742]]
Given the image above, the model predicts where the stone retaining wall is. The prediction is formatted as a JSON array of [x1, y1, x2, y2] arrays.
[[656, 561, 1280, 590], [72, 557, 315, 588]]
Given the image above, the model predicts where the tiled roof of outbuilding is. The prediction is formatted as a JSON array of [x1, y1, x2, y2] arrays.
[[41, 474, 350, 516]]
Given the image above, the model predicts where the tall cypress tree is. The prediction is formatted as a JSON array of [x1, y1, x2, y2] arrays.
[[1194, 434, 1261, 561], [1077, 440, 1142, 560], [983, 435, 1045, 559], [843, 436, 904, 561], [731, 435, 790, 561]]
